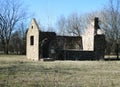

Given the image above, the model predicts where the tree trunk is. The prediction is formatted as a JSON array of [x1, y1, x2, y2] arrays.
[[116, 43, 119, 59], [3, 40, 9, 54], [5, 44, 9, 54]]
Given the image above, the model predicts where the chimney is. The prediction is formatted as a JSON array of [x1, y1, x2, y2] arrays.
[[94, 17, 100, 34]]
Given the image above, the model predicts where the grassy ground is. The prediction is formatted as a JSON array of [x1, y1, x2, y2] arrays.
[[0, 55, 120, 87]]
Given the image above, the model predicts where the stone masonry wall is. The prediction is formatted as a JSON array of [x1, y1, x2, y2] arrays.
[[94, 35, 106, 59], [26, 19, 39, 61], [57, 50, 95, 60]]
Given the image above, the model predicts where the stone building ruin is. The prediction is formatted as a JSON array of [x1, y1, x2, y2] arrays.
[[26, 17, 105, 61]]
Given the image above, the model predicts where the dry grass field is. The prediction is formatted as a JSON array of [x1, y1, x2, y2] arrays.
[[0, 55, 120, 87]]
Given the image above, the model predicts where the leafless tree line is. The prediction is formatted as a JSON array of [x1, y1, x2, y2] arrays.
[[99, 0, 120, 58], [57, 0, 120, 57], [0, 0, 119, 56], [0, 0, 28, 54]]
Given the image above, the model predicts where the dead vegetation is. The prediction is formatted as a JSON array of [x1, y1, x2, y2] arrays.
[[0, 55, 120, 87]]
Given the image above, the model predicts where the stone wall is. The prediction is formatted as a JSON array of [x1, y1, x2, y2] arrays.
[[94, 35, 106, 59], [56, 50, 95, 60], [26, 18, 106, 61], [56, 35, 105, 60], [39, 32, 56, 58], [26, 18, 39, 61], [82, 20, 94, 51]]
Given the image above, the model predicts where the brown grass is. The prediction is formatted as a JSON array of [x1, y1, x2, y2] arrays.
[[0, 55, 120, 87]]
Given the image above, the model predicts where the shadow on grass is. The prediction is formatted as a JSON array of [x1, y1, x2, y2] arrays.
[[104, 58, 120, 61]]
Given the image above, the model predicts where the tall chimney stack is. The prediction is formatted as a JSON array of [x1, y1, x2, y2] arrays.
[[94, 17, 100, 34]]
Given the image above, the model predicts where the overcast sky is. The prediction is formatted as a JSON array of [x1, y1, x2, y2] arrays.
[[23, 0, 109, 28]]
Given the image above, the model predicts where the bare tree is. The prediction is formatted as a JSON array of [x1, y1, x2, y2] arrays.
[[100, 0, 120, 58], [10, 31, 21, 54], [18, 22, 27, 54], [57, 13, 85, 36], [9, 22, 27, 54], [66, 13, 81, 36], [0, 0, 28, 54], [57, 15, 66, 35], [84, 0, 120, 58]]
